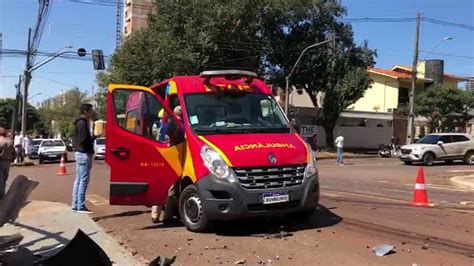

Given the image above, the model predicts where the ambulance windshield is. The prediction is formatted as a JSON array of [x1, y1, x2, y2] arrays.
[[184, 92, 290, 135]]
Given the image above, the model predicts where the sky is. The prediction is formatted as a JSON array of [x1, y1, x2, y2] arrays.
[[0, 0, 473, 103]]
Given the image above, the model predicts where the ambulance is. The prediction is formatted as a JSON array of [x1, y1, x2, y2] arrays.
[[106, 70, 319, 232]]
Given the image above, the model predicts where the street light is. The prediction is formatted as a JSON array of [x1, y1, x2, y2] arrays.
[[420, 37, 453, 62], [284, 38, 335, 115], [28, 92, 42, 100], [406, 36, 453, 144], [21, 45, 75, 135]]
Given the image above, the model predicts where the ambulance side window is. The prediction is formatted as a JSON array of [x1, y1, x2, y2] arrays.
[[112, 89, 166, 143]]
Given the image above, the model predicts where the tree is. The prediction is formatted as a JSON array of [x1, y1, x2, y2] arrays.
[[262, 0, 376, 147], [0, 98, 47, 135], [99, 0, 287, 85], [100, 0, 375, 147], [38, 88, 90, 138], [416, 85, 474, 132]]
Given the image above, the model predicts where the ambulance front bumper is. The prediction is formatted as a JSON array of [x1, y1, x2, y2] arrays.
[[195, 172, 319, 220]]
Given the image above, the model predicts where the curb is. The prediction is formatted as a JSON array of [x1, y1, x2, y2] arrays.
[[450, 175, 474, 190], [1, 201, 141, 265]]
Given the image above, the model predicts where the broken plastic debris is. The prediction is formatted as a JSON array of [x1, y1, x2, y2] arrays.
[[234, 258, 246, 264], [372, 244, 394, 257]]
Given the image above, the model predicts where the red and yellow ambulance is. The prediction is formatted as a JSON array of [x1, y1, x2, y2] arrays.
[[106, 70, 319, 232]]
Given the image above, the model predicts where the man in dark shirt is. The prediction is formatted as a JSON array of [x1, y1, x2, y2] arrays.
[[72, 103, 98, 213]]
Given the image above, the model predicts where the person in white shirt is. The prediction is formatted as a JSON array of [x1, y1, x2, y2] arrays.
[[23, 134, 32, 160], [13, 131, 24, 163], [334, 133, 344, 165]]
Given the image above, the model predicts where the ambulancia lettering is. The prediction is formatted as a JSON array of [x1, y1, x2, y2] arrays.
[[234, 143, 296, 151]]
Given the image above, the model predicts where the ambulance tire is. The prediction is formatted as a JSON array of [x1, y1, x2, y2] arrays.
[[179, 185, 210, 232]]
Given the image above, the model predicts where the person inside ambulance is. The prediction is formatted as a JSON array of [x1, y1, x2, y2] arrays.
[[166, 105, 185, 145]]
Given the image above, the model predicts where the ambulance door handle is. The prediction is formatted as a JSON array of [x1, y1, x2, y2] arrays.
[[111, 147, 129, 160]]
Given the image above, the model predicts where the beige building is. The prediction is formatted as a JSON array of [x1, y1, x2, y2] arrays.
[[123, 0, 155, 38], [284, 60, 469, 148]]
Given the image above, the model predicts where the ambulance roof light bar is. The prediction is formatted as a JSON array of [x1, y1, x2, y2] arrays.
[[200, 70, 258, 84]]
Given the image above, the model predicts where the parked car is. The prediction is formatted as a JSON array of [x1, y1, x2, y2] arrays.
[[400, 133, 474, 166], [38, 139, 67, 164], [94, 137, 106, 160], [30, 138, 43, 159]]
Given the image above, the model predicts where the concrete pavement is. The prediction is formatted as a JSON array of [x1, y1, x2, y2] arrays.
[[451, 174, 474, 190], [7, 157, 474, 265], [0, 200, 140, 265]]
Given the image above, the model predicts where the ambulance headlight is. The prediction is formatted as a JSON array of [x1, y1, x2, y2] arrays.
[[200, 145, 236, 182], [304, 145, 317, 178]]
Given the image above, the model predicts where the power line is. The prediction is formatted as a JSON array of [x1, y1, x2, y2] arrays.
[[338, 16, 474, 31]]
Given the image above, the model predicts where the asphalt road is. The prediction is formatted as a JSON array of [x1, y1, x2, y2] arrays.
[[10, 158, 474, 265]]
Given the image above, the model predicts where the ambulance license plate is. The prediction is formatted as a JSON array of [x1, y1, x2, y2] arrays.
[[262, 192, 289, 205]]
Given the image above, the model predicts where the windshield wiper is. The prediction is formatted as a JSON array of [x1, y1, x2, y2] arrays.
[[194, 127, 244, 134]]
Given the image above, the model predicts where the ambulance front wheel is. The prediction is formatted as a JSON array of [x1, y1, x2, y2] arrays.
[[179, 184, 210, 232]]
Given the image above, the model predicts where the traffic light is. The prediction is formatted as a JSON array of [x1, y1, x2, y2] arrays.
[[92, 49, 105, 70]]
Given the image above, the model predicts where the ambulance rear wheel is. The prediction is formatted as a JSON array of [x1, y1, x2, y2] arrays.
[[179, 185, 210, 232]]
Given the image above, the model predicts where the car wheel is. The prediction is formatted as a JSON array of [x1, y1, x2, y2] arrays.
[[64, 154, 68, 162], [423, 153, 435, 166], [38, 157, 43, 164], [179, 184, 210, 232], [403, 161, 413, 165], [464, 151, 474, 165]]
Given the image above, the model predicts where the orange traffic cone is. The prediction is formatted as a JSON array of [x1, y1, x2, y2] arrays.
[[57, 154, 68, 176], [412, 167, 428, 206]]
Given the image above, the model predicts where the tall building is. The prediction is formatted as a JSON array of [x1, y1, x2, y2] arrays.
[[123, 0, 155, 38], [466, 77, 474, 92]]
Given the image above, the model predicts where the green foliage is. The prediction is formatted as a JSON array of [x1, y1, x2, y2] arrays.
[[99, 0, 376, 147], [38, 88, 90, 138], [0, 98, 46, 135], [416, 85, 474, 132]]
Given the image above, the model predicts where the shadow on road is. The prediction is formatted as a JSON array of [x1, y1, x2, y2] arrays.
[[92, 210, 150, 222], [403, 161, 466, 167], [212, 204, 342, 237], [136, 205, 342, 234]]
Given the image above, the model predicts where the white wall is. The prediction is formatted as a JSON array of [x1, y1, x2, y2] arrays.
[[309, 126, 392, 149]]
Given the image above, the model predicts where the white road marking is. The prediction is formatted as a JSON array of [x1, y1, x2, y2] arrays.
[[88, 194, 109, 206], [446, 169, 474, 173]]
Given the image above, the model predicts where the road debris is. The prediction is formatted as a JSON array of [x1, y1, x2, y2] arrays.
[[253, 231, 293, 239], [149, 255, 176, 266], [372, 244, 395, 257], [234, 258, 246, 264]]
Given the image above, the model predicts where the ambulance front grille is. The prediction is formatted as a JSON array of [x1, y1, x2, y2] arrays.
[[233, 164, 306, 190]]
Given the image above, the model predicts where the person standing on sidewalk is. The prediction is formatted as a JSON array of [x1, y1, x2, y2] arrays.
[[0, 127, 16, 199], [23, 134, 32, 161], [72, 103, 98, 214], [13, 131, 24, 164], [335, 132, 344, 165]]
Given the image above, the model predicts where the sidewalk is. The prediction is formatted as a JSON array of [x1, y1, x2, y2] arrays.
[[0, 201, 140, 265], [315, 151, 378, 160], [450, 174, 474, 190]]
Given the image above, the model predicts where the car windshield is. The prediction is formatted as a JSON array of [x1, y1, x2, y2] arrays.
[[417, 135, 441, 144], [96, 138, 106, 145], [184, 92, 290, 135], [42, 140, 64, 147], [32, 140, 42, 145]]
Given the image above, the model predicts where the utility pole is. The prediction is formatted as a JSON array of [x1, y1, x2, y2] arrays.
[[11, 75, 22, 132], [21, 28, 32, 136], [406, 13, 421, 145]]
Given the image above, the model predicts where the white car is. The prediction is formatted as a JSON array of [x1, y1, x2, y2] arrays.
[[94, 138, 106, 160], [400, 133, 474, 166], [38, 139, 67, 164]]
